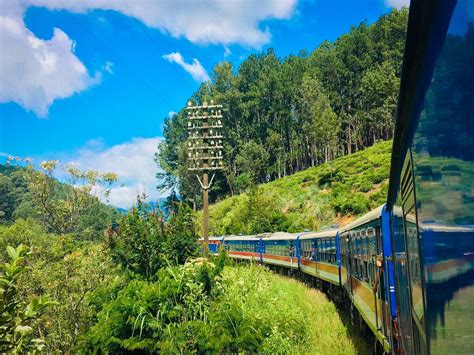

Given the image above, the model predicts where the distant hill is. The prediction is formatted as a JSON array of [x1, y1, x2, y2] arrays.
[[0, 164, 121, 231], [196, 140, 392, 235]]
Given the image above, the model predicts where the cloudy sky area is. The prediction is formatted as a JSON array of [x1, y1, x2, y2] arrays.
[[0, 0, 409, 208]]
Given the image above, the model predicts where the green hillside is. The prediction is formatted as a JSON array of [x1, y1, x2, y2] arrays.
[[198, 140, 392, 235]]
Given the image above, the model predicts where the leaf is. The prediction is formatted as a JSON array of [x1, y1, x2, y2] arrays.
[[6, 246, 17, 260], [14, 325, 33, 334]]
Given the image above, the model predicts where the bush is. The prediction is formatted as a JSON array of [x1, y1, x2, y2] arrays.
[[80, 258, 224, 353], [0, 219, 122, 353], [107, 203, 198, 280], [331, 184, 371, 215], [0, 245, 56, 353]]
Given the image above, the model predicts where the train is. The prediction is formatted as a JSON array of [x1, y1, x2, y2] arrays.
[[202, 207, 396, 352], [200, 0, 474, 353]]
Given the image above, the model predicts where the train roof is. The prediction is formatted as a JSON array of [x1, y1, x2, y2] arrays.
[[224, 235, 259, 241], [198, 236, 224, 241], [339, 205, 384, 234], [299, 229, 338, 240], [260, 231, 300, 241]]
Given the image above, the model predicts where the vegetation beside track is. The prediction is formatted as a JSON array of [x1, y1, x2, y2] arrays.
[[222, 263, 369, 354]]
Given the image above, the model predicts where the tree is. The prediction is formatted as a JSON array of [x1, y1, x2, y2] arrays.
[[0, 175, 16, 222], [235, 140, 270, 183], [299, 74, 340, 164], [107, 201, 198, 280], [359, 61, 399, 146], [27, 161, 118, 235], [154, 8, 409, 207]]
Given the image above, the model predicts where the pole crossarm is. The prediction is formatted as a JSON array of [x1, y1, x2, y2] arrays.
[[185, 100, 225, 257]]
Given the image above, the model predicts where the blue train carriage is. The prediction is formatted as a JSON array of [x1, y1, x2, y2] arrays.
[[387, 0, 474, 353], [224, 235, 261, 261], [260, 232, 300, 269], [299, 229, 340, 285], [339, 205, 397, 352], [197, 236, 224, 254]]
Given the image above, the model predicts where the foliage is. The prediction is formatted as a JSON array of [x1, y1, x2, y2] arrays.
[[156, 8, 408, 207], [81, 261, 364, 354], [235, 140, 270, 183], [0, 245, 56, 353], [0, 219, 122, 352], [198, 140, 392, 235], [80, 258, 224, 353], [26, 161, 118, 235], [0, 166, 30, 223], [0, 163, 121, 240], [107, 202, 198, 280]]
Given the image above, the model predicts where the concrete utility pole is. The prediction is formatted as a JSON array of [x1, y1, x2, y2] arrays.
[[186, 100, 224, 256]]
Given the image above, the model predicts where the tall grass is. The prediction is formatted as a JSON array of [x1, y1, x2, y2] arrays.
[[221, 263, 368, 354]]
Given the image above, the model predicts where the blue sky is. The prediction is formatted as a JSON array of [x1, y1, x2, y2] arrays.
[[0, 0, 408, 207]]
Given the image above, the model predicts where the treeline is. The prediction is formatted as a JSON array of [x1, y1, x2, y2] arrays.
[[157, 8, 408, 207]]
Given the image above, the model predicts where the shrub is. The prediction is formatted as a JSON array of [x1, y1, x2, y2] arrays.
[[108, 203, 198, 280], [80, 258, 224, 353], [331, 184, 371, 215], [0, 220, 122, 352], [0, 245, 56, 353]]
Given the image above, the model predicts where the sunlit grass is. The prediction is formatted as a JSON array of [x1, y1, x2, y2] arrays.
[[222, 263, 369, 354]]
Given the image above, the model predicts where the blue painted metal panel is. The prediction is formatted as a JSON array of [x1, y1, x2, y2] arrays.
[[336, 232, 341, 285], [382, 204, 397, 319]]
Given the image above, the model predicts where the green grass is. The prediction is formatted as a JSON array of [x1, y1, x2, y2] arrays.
[[222, 263, 369, 354], [199, 140, 392, 235]]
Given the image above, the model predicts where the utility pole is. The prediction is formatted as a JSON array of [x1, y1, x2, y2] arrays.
[[186, 100, 224, 256]]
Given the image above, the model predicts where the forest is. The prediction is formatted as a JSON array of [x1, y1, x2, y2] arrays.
[[157, 8, 408, 208]]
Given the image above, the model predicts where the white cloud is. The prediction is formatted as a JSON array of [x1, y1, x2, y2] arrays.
[[103, 61, 114, 74], [70, 136, 165, 208], [25, 0, 297, 48], [224, 46, 232, 58], [385, 0, 410, 9], [1, 0, 297, 116], [0, 1, 102, 117], [162, 52, 210, 83]]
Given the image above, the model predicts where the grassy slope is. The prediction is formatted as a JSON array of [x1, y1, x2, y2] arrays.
[[224, 263, 368, 353], [200, 140, 392, 235]]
